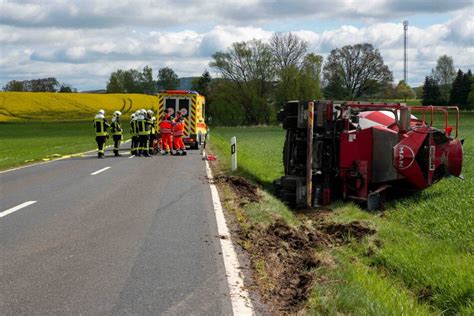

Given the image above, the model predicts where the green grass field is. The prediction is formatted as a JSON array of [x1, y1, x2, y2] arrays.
[[0, 121, 130, 170], [210, 113, 474, 315]]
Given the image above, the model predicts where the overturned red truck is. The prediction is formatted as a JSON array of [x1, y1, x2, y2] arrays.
[[275, 101, 464, 210]]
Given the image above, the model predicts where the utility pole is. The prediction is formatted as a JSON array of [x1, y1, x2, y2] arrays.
[[403, 20, 408, 83]]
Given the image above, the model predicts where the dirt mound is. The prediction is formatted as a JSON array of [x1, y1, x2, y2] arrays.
[[245, 219, 376, 313], [213, 175, 260, 203]]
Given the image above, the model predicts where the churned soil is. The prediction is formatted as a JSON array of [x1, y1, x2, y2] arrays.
[[245, 219, 376, 313], [213, 175, 260, 203], [210, 174, 376, 313]]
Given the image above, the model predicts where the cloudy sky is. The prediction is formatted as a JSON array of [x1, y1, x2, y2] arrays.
[[1, 0, 473, 91]]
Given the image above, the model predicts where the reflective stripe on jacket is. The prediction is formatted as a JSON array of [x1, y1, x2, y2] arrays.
[[111, 120, 122, 136], [137, 119, 150, 136], [160, 119, 172, 134], [93, 118, 108, 136], [173, 121, 184, 137]]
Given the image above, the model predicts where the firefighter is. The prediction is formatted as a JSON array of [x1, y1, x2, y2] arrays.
[[149, 115, 158, 155], [159, 109, 173, 155], [132, 110, 141, 155], [93, 109, 109, 159], [130, 113, 137, 155], [110, 111, 123, 157], [137, 109, 151, 157], [147, 110, 155, 155], [173, 115, 187, 156]]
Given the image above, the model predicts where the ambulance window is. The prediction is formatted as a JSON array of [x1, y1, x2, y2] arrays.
[[165, 98, 176, 108], [179, 99, 189, 108], [202, 102, 205, 118]]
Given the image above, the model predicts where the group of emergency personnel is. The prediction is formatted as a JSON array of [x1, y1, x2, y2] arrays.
[[92, 108, 188, 159]]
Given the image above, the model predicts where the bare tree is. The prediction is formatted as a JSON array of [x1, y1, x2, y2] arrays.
[[270, 32, 308, 70], [323, 43, 393, 98], [270, 33, 309, 104]]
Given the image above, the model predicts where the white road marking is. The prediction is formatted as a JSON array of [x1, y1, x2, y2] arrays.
[[128, 155, 135, 159], [0, 139, 131, 174], [90, 166, 111, 175], [0, 201, 37, 218], [205, 158, 255, 315]]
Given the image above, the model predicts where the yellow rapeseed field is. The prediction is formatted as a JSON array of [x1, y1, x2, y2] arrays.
[[0, 92, 159, 121]]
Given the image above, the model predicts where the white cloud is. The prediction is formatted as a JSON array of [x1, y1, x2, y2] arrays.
[[0, 0, 473, 90]]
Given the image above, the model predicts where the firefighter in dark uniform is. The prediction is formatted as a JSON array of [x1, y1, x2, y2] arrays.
[[147, 110, 157, 155], [137, 109, 151, 157], [93, 109, 109, 159], [130, 112, 139, 155], [110, 111, 123, 157]]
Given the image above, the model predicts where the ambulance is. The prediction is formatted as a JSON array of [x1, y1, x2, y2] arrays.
[[157, 90, 208, 149]]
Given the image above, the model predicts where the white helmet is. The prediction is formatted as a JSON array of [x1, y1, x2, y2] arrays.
[[147, 110, 154, 116], [131, 113, 136, 119], [140, 109, 146, 115], [114, 110, 122, 116], [141, 108, 146, 113], [152, 116, 156, 121], [98, 109, 105, 115]]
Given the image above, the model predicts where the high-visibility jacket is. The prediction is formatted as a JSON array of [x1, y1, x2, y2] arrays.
[[173, 120, 184, 137], [146, 117, 153, 135], [137, 117, 150, 136], [151, 119, 157, 135], [93, 116, 109, 137], [111, 119, 122, 136], [159, 116, 172, 134]]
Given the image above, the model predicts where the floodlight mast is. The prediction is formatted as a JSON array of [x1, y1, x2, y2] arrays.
[[403, 20, 408, 83]]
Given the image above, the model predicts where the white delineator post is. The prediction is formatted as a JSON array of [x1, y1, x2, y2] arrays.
[[231, 136, 237, 171]]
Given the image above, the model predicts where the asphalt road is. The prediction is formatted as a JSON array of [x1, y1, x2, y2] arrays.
[[0, 145, 233, 315]]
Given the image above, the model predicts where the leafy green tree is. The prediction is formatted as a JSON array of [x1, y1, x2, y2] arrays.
[[432, 55, 456, 101], [323, 75, 350, 99], [157, 67, 179, 90], [467, 77, 474, 109], [422, 76, 442, 106], [450, 69, 472, 109], [59, 84, 74, 93], [323, 43, 393, 99], [299, 53, 323, 100], [210, 39, 275, 125], [2, 80, 24, 91], [141, 65, 156, 94], [396, 80, 415, 100], [191, 69, 212, 97], [106, 69, 126, 93], [106, 66, 156, 94]]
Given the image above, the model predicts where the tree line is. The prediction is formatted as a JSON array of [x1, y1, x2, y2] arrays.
[[207, 33, 396, 125], [421, 55, 472, 109], [2, 78, 76, 93], [3, 32, 473, 125]]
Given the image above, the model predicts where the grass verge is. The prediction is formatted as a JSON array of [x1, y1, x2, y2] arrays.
[[0, 121, 130, 170], [208, 114, 474, 314]]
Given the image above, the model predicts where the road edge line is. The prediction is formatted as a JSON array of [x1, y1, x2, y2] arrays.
[[205, 160, 255, 315], [0, 139, 131, 174]]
